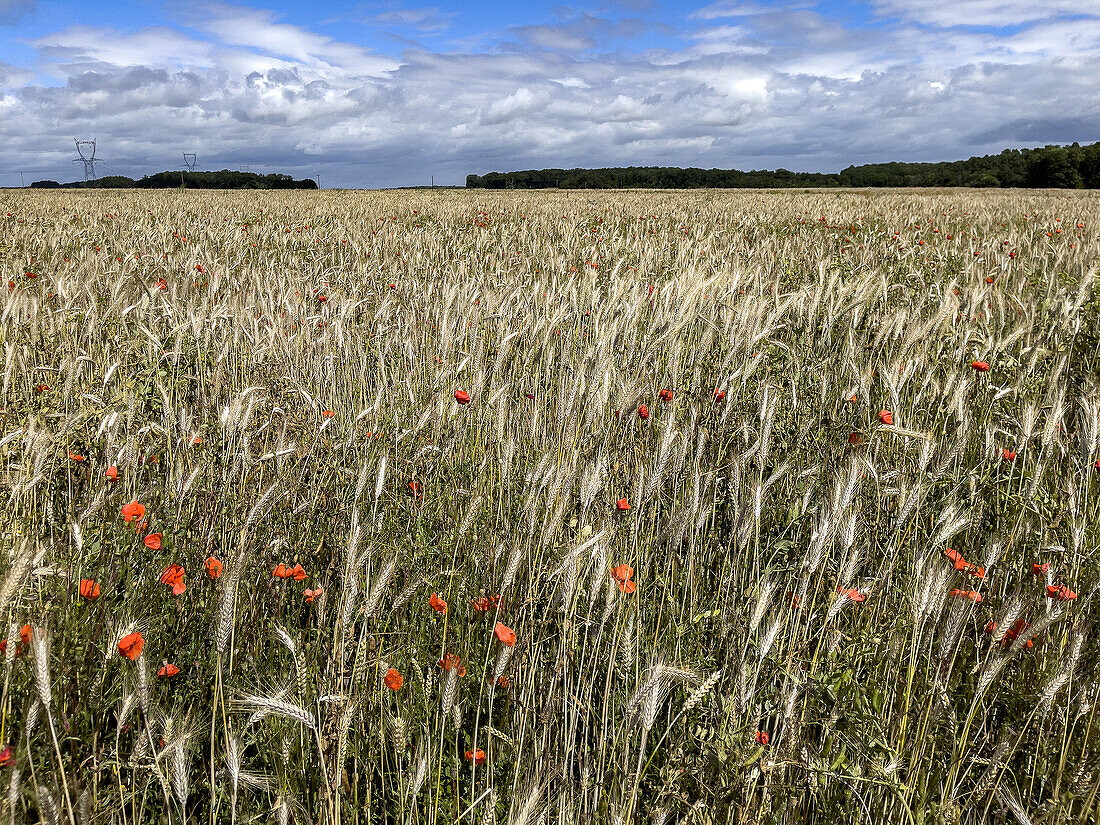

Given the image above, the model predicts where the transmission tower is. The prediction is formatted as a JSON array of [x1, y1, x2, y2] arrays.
[[182, 151, 197, 171], [73, 139, 104, 184]]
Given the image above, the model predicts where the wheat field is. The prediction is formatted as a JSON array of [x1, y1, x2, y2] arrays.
[[0, 187, 1097, 824]]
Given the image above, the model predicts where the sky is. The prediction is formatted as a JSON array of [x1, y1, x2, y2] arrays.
[[0, 0, 1097, 188]]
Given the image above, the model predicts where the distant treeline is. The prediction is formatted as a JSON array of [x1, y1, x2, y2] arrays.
[[466, 142, 1100, 190], [31, 170, 317, 190]]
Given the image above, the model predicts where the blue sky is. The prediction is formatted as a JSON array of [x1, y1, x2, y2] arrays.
[[0, 0, 1097, 187]]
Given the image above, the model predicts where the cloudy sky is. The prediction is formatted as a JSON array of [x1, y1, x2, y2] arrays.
[[0, 0, 1097, 187]]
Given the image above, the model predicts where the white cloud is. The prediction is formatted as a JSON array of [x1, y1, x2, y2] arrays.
[[871, 0, 1098, 27]]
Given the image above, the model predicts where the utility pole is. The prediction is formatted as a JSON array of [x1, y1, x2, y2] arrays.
[[73, 139, 104, 185], [182, 151, 196, 187]]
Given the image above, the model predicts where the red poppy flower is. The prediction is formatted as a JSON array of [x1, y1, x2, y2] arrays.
[[156, 277, 168, 290], [273, 563, 288, 579], [944, 548, 964, 564], [118, 632, 144, 660], [321, 410, 334, 418], [0, 746, 12, 767], [454, 390, 471, 405], [755, 730, 769, 745], [714, 390, 725, 403], [304, 587, 324, 604], [79, 579, 100, 600], [35, 384, 49, 393], [408, 480, 422, 498], [105, 465, 119, 481], [159, 563, 186, 596], [1001, 449, 1016, 463], [289, 563, 307, 581], [206, 556, 223, 578], [494, 622, 517, 647], [189, 436, 203, 446], [950, 589, 982, 602], [658, 389, 673, 402], [847, 432, 863, 445], [384, 668, 403, 690], [1046, 584, 1077, 602], [430, 593, 447, 614], [837, 586, 866, 603], [971, 360, 989, 372], [616, 498, 631, 511], [143, 533, 163, 550], [638, 404, 649, 420], [987, 618, 1033, 648], [849, 394, 858, 404], [156, 663, 180, 678], [965, 564, 986, 579], [20, 626, 31, 647], [1032, 562, 1049, 577], [67, 451, 85, 462], [465, 749, 487, 765], [878, 410, 893, 425], [611, 564, 636, 594], [121, 501, 146, 522], [438, 653, 466, 677]]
